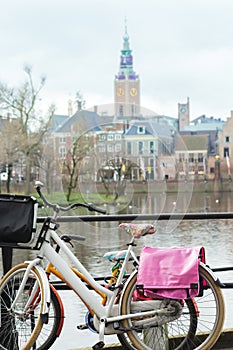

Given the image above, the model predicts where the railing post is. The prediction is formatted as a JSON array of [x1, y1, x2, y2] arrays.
[[2, 247, 13, 274], [1, 247, 14, 349]]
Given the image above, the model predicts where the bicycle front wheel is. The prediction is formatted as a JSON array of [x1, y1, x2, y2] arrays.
[[34, 284, 64, 350], [0, 263, 45, 350], [119, 264, 225, 350]]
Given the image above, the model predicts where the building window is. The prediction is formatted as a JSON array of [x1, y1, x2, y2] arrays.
[[162, 142, 168, 154], [210, 167, 215, 174], [224, 147, 229, 157], [107, 144, 114, 152], [127, 142, 131, 155], [99, 145, 106, 153], [59, 146, 66, 158], [138, 126, 145, 134], [150, 158, 154, 167], [198, 153, 203, 162], [179, 153, 185, 162], [226, 136, 230, 142], [150, 141, 154, 154], [138, 141, 143, 155], [99, 134, 106, 141], [131, 104, 136, 116], [115, 144, 121, 152], [107, 134, 114, 141], [60, 137, 66, 143], [119, 105, 124, 116], [115, 134, 121, 140], [189, 153, 194, 163]]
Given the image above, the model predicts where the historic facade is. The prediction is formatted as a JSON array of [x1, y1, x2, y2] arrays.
[[124, 121, 174, 180], [218, 111, 233, 178], [175, 135, 208, 179]]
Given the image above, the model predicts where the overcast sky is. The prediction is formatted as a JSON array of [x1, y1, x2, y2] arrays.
[[1, 0, 233, 120]]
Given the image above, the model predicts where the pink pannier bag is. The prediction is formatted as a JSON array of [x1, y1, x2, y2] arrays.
[[136, 246, 205, 300]]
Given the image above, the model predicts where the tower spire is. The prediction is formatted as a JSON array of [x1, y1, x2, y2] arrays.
[[115, 21, 138, 80], [124, 16, 127, 35], [124, 16, 129, 43], [114, 21, 140, 118]]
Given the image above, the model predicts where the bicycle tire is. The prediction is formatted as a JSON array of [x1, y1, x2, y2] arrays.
[[118, 296, 197, 350], [34, 284, 64, 350], [119, 264, 225, 350], [0, 263, 45, 350]]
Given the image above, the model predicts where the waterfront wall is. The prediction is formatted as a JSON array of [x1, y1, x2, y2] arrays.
[[94, 178, 233, 194]]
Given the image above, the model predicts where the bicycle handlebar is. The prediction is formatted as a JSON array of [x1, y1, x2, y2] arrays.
[[35, 181, 107, 215]]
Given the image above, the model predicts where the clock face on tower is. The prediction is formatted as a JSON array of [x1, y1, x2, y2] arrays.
[[180, 107, 187, 114], [117, 88, 124, 96], [130, 88, 137, 96]]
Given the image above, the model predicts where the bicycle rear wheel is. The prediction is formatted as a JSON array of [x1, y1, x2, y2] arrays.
[[119, 264, 225, 350], [0, 263, 45, 350], [118, 296, 197, 350]]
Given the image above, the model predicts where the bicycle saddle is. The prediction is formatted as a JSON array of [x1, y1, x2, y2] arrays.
[[119, 223, 156, 238]]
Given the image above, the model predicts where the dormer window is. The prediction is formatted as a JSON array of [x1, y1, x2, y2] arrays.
[[138, 126, 145, 134]]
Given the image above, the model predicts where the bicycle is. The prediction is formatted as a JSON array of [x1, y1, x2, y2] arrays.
[[0, 181, 225, 350], [41, 238, 226, 350], [23, 233, 195, 350]]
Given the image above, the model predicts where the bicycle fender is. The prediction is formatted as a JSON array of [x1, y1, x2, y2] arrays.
[[199, 262, 225, 288], [119, 270, 138, 310], [50, 283, 65, 335], [26, 262, 51, 322]]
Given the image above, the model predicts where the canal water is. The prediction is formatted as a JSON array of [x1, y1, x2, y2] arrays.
[[1, 191, 233, 349]]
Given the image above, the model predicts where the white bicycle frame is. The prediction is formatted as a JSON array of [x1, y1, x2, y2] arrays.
[[19, 223, 160, 344]]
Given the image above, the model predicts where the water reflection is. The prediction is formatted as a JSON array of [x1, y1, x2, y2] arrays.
[[128, 191, 233, 214]]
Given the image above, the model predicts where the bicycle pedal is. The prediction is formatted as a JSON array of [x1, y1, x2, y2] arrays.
[[92, 341, 105, 349], [77, 324, 88, 330]]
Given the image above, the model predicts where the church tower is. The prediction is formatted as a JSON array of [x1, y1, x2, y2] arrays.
[[114, 23, 140, 118], [178, 97, 190, 131]]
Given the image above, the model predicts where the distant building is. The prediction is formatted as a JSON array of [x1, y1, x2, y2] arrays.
[[124, 120, 174, 180], [190, 115, 225, 125], [143, 114, 178, 130], [181, 115, 225, 155], [48, 114, 69, 132], [43, 25, 232, 188], [218, 111, 233, 178], [175, 135, 208, 179], [114, 25, 140, 118], [178, 97, 190, 131]]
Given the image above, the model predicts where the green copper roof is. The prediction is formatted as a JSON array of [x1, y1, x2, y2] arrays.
[[115, 23, 139, 81]]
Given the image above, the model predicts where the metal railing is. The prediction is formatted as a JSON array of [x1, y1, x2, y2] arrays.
[[36, 211, 233, 223], [2, 211, 233, 280]]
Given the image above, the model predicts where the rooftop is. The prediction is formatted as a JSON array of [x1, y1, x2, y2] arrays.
[[175, 135, 209, 151]]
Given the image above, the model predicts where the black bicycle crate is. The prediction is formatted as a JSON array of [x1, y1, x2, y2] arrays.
[[0, 194, 38, 244]]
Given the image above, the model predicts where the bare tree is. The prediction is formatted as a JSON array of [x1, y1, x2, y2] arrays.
[[0, 119, 18, 191], [62, 135, 89, 201], [97, 157, 135, 200], [0, 65, 55, 194]]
